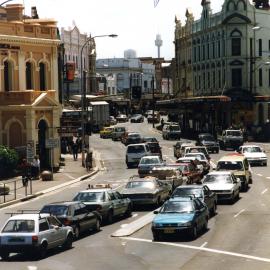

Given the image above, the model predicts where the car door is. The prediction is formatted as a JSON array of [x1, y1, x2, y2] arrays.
[[194, 199, 207, 229], [73, 203, 88, 232], [39, 218, 56, 249], [78, 203, 97, 230], [47, 216, 66, 246], [114, 191, 128, 214], [108, 191, 122, 216], [203, 186, 213, 210]]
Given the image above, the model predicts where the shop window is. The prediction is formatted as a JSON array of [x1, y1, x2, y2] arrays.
[[26, 62, 34, 90], [39, 62, 46, 91], [4, 60, 13, 92], [232, 68, 242, 87], [231, 38, 241, 56]]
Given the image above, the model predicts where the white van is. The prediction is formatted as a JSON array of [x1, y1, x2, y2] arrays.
[[126, 143, 151, 168]]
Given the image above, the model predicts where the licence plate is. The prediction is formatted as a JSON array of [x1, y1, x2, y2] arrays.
[[164, 228, 175, 234], [8, 237, 25, 242]]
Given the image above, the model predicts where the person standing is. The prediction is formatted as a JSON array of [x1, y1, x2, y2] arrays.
[[72, 141, 78, 161], [31, 155, 40, 180], [85, 151, 92, 172], [19, 159, 30, 187]]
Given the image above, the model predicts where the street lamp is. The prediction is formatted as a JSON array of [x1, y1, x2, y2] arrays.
[[80, 34, 117, 166], [151, 75, 155, 128]]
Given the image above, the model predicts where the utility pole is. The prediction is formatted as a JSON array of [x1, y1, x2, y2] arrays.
[[152, 75, 155, 128]]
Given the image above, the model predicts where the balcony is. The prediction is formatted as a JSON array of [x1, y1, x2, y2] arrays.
[[0, 90, 56, 106]]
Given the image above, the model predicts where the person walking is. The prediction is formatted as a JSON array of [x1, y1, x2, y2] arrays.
[[20, 159, 30, 187], [31, 155, 40, 180], [72, 141, 78, 161], [85, 151, 92, 172]]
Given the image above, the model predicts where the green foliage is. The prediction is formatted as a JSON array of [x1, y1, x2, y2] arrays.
[[0, 145, 19, 177]]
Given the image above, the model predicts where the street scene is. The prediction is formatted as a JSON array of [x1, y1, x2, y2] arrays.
[[0, 0, 270, 269]]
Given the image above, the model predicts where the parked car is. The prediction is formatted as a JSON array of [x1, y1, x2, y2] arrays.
[[184, 152, 210, 174], [111, 126, 126, 141], [40, 201, 101, 239], [152, 196, 209, 240], [73, 184, 132, 224], [196, 133, 220, 153], [116, 114, 128, 122], [172, 185, 217, 216], [130, 114, 144, 123], [125, 132, 143, 145], [0, 212, 73, 260], [109, 116, 117, 125], [202, 171, 241, 203], [126, 143, 151, 168], [216, 154, 252, 191], [138, 155, 165, 177], [151, 166, 184, 190], [121, 176, 171, 206], [237, 145, 267, 166], [100, 127, 114, 139], [162, 124, 181, 140]]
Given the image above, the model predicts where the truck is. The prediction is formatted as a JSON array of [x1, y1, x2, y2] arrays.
[[217, 129, 243, 150], [89, 101, 110, 131]]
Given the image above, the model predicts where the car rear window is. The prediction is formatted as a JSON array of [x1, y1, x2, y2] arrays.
[[217, 161, 243, 171], [115, 127, 125, 132], [74, 191, 105, 202], [3, 220, 35, 233], [40, 205, 69, 216], [127, 145, 145, 153]]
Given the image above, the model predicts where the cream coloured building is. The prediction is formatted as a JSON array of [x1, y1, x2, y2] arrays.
[[0, 4, 61, 168]]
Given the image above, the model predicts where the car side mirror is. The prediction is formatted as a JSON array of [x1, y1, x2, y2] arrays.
[[153, 210, 159, 214]]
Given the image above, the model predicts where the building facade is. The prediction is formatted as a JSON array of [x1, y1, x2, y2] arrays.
[[171, 0, 270, 137], [0, 4, 61, 168]]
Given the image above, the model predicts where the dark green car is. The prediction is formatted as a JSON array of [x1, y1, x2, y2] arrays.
[[73, 187, 132, 224]]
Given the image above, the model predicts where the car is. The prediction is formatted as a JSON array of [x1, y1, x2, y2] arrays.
[[138, 155, 165, 177], [126, 143, 152, 168], [196, 133, 220, 153], [176, 142, 195, 159], [172, 185, 217, 216], [176, 157, 204, 174], [150, 166, 184, 190], [184, 152, 210, 174], [184, 146, 210, 161], [217, 129, 244, 150], [116, 114, 128, 122], [238, 145, 267, 166], [125, 132, 143, 145], [202, 171, 241, 203], [40, 201, 101, 239], [216, 154, 252, 191], [0, 212, 74, 260], [151, 196, 209, 241], [147, 112, 160, 123], [143, 137, 158, 143], [147, 142, 162, 158], [73, 185, 132, 224], [173, 140, 192, 158], [0, 183, 10, 195], [121, 176, 171, 206], [100, 127, 114, 139], [112, 126, 126, 141], [162, 124, 181, 140], [109, 116, 117, 125], [130, 114, 144, 123]]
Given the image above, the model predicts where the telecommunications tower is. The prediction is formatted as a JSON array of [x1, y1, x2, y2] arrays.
[[155, 34, 163, 58]]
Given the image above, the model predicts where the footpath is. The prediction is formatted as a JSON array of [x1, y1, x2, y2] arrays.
[[0, 153, 100, 209]]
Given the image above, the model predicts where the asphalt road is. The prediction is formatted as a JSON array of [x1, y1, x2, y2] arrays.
[[0, 120, 270, 270]]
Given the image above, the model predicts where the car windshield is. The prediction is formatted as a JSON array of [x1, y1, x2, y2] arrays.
[[201, 135, 214, 141], [217, 161, 243, 171], [127, 145, 145, 153], [126, 181, 155, 189], [3, 220, 35, 233], [144, 137, 157, 142], [40, 205, 69, 216], [173, 188, 203, 198], [129, 134, 141, 138], [115, 128, 125, 132], [227, 131, 242, 136], [169, 125, 180, 131], [73, 192, 105, 202], [160, 201, 194, 213], [140, 158, 160, 165], [204, 174, 233, 183], [243, 147, 262, 153]]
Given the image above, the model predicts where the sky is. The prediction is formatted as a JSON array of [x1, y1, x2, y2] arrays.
[[18, 0, 230, 59]]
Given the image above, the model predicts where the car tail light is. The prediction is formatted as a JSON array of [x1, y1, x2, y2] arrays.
[[32, 235, 38, 243], [63, 219, 72, 226]]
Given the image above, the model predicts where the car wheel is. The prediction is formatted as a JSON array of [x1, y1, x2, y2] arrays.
[[74, 225, 80, 239], [156, 197, 161, 206], [216, 149, 219, 154], [127, 163, 132, 169], [203, 217, 208, 232], [190, 225, 197, 240], [63, 233, 73, 250], [236, 190, 240, 200], [0, 251, 10, 261], [107, 210, 114, 224], [230, 192, 235, 204], [124, 204, 132, 218], [38, 242, 47, 259], [94, 218, 101, 232], [264, 162, 267, 167], [211, 203, 217, 216], [249, 177, 253, 184], [153, 233, 161, 241], [244, 182, 249, 192]]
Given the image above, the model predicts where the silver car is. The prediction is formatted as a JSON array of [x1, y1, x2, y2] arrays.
[[0, 212, 73, 260]]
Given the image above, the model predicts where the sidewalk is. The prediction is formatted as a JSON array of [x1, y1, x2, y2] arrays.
[[0, 153, 99, 208]]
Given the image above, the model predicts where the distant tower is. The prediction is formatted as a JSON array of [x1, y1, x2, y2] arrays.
[[155, 34, 163, 58]]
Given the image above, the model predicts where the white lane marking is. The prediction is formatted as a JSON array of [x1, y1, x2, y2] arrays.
[[121, 224, 128, 228], [132, 213, 138, 218], [234, 209, 245, 218], [120, 237, 270, 263], [200, 242, 208, 248], [28, 266, 37, 270], [257, 174, 263, 177], [262, 189, 268, 194], [267, 177, 270, 179], [64, 173, 75, 180]]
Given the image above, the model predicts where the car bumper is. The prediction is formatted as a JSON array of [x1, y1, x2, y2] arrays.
[[0, 244, 38, 254], [247, 158, 267, 165], [152, 226, 193, 235], [205, 145, 219, 152], [215, 192, 234, 200], [167, 134, 181, 139], [129, 198, 157, 205]]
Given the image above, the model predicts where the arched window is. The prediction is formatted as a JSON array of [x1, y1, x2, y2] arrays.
[[9, 122, 22, 148], [39, 62, 46, 91], [227, 1, 236, 11], [26, 61, 34, 90], [237, 0, 246, 10], [231, 29, 242, 56], [4, 60, 13, 92]]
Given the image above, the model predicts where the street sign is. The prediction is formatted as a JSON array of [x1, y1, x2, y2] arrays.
[[45, 138, 59, 149], [26, 140, 35, 163]]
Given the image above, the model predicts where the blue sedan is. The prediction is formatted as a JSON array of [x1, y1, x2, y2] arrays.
[[151, 196, 209, 241]]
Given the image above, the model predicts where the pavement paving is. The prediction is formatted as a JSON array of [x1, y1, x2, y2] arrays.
[[0, 152, 100, 208]]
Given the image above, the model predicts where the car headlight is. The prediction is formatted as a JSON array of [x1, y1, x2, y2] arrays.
[[152, 222, 163, 227]]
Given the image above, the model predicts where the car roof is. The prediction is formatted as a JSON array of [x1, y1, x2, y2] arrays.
[[175, 185, 204, 189], [78, 189, 109, 193], [241, 145, 261, 148], [129, 176, 157, 182], [127, 143, 146, 147], [169, 196, 195, 202], [218, 155, 245, 162], [141, 155, 160, 159], [43, 201, 80, 206], [207, 171, 232, 176], [8, 213, 50, 220]]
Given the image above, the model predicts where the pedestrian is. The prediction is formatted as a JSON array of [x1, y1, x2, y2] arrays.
[[31, 155, 40, 180], [19, 158, 30, 187], [72, 141, 78, 161], [85, 151, 92, 172]]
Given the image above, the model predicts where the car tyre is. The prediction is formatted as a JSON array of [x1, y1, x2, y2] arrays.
[[230, 192, 235, 204], [156, 197, 161, 206], [63, 233, 73, 250], [211, 203, 217, 216], [124, 204, 132, 218], [107, 210, 114, 224], [190, 225, 197, 240], [203, 217, 208, 232], [94, 218, 101, 232], [37, 242, 47, 259], [74, 225, 80, 240], [0, 251, 10, 261]]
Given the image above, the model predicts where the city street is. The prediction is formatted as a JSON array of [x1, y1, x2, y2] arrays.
[[0, 120, 270, 270]]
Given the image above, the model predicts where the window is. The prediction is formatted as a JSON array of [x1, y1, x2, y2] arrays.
[[108, 192, 116, 200], [4, 60, 12, 92], [232, 68, 242, 87], [212, 71, 215, 89], [222, 40, 225, 57], [218, 40, 221, 58], [268, 69, 270, 87], [212, 42, 215, 58], [207, 44, 210, 59], [47, 216, 62, 227], [231, 38, 241, 56], [198, 46, 201, 61], [203, 72, 206, 89], [39, 219, 49, 232], [26, 62, 33, 90], [193, 47, 196, 62], [218, 70, 221, 88], [259, 68, 263, 87], [207, 72, 210, 88], [259, 39, 262, 56], [202, 45, 205, 60], [39, 62, 46, 91]]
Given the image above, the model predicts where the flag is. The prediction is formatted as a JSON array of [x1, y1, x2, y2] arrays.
[[154, 0, 160, 8]]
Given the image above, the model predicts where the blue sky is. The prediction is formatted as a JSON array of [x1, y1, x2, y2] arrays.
[[20, 0, 231, 59]]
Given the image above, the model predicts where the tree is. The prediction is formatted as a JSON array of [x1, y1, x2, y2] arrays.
[[0, 145, 19, 178]]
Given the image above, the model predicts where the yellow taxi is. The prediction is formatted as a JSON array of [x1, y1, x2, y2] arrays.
[[100, 127, 114, 139]]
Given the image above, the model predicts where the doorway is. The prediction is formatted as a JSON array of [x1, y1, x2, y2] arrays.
[[38, 119, 49, 169]]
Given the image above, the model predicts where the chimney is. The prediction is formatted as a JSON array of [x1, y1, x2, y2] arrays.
[[31, 6, 39, 19], [6, 4, 24, 21]]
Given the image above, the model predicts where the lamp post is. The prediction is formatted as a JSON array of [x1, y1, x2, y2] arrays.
[[151, 75, 155, 128], [80, 34, 117, 166]]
